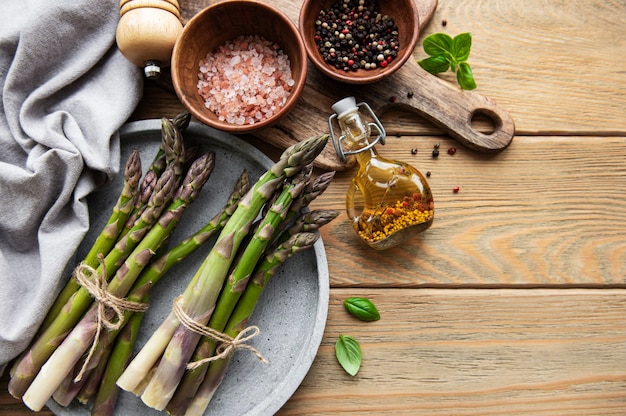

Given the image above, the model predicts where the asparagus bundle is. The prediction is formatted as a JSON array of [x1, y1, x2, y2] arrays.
[[49, 170, 250, 415], [15, 119, 187, 411], [10, 143, 180, 401], [183, 231, 323, 416], [32, 152, 216, 409], [116, 134, 331, 411], [85, 170, 250, 414], [164, 172, 338, 415], [9, 114, 256, 413], [167, 211, 338, 416]]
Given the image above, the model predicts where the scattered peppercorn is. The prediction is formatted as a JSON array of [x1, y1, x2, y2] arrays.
[[432, 149, 439, 158], [389, 95, 397, 103], [410, 148, 418, 155], [426, 171, 431, 177], [407, 90, 414, 98], [447, 147, 457, 155], [314, 0, 400, 72], [452, 186, 460, 193], [442, 19, 447, 26]]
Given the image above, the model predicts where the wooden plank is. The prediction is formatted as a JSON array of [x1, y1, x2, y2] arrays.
[[415, 0, 626, 136], [312, 135, 626, 287], [180, 0, 438, 27], [3, 288, 624, 415], [0, 386, 35, 416], [277, 288, 626, 415], [135, 0, 626, 158]]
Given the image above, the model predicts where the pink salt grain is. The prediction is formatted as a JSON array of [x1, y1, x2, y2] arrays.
[[197, 35, 295, 126]]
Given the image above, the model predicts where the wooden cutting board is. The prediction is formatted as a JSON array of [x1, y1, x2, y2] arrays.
[[177, 0, 515, 171]]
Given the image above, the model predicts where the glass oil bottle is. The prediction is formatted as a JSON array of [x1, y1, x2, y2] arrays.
[[329, 97, 434, 250]]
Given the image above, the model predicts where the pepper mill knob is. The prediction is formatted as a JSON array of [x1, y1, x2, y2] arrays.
[[116, 0, 183, 79]]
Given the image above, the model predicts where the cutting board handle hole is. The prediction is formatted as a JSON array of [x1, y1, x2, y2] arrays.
[[470, 110, 499, 135]]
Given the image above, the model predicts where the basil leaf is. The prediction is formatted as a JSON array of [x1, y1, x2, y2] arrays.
[[418, 55, 450, 74], [452, 32, 472, 62], [457, 62, 477, 90], [422, 33, 453, 56], [335, 335, 362, 376], [420, 32, 477, 90], [344, 297, 381, 321]]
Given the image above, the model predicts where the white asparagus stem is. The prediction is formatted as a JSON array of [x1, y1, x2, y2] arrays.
[[116, 310, 179, 392], [22, 315, 98, 411]]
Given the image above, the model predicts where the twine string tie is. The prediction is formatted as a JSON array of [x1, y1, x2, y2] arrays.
[[72, 254, 149, 382], [172, 296, 267, 370]]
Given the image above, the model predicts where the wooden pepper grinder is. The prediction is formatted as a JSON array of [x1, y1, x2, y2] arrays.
[[116, 0, 183, 79]]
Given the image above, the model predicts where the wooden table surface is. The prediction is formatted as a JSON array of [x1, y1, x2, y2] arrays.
[[2, 0, 626, 414]]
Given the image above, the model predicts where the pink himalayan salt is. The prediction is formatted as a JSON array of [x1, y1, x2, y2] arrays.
[[197, 35, 295, 126]]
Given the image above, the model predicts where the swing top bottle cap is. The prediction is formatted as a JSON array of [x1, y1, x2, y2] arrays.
[[331, 97, 358, 120]]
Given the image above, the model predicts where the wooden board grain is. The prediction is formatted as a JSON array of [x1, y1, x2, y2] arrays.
[[171, 0, 515, 171], [423, 0, 626, 137], [135, 0, 626, 140], [276, 288, 626, 415], [5, 288, 625, 416], [178, 0, 437, 37], [310, 135, 626, 287]]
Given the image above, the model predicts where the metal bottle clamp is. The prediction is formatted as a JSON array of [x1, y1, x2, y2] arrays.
[[328, 101, 386, 163]]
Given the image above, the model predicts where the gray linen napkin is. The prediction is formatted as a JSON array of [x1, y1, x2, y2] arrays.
[[0, 0, 143, 372]]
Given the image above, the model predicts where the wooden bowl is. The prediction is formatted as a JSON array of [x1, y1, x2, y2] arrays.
[[171, 1, 308, 134], [298, 0, 420, 84]]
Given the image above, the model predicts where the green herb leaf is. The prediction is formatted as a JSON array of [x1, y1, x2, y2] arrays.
[[422, 33, 453, 56], [344, 297, 381, 321], [419, 32, 477, 90], [418, 55, 450, 74], [335, 335, 362, 376], [457, 62, 477, 90], [452, 33, 472, 62]]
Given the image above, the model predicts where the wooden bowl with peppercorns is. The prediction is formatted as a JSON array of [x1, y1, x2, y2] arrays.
[[171, 0, 308, 134], [298, 0, 419, 84]]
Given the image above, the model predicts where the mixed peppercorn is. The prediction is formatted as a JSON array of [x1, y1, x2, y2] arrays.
[[314, 0, 400, 71]]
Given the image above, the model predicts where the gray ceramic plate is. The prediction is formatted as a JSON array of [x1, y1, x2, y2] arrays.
[[48, 119, 329, 416]]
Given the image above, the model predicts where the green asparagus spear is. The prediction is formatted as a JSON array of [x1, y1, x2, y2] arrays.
[[291, 170, 336, 215], [273, 170, 336, 240], [281, 209, 340, 244], [120, 168, 157, 238], [90, 310, 144, 416], [149, 112, 189, 180], [161, 117, 185, 181], [121, 117, 185, 237], [38, 149, 142, 333], [171, 111, 191, 132]]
